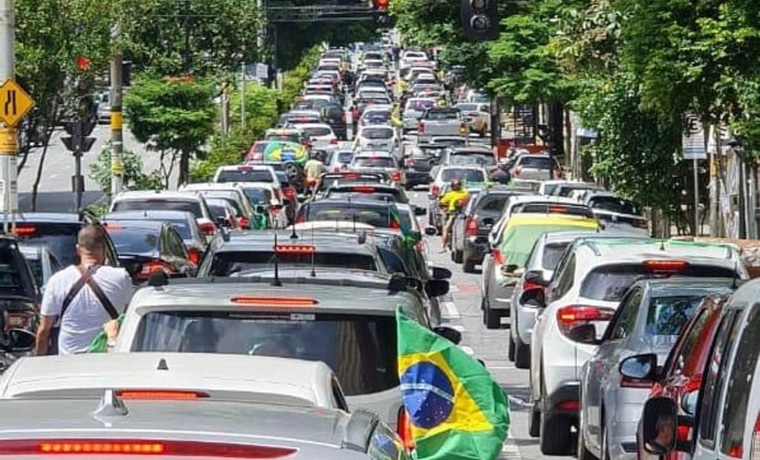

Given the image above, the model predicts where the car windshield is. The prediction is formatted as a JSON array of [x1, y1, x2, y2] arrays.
[[425, 109, 459, 120], [300, 203, 392, 228], [354, 157, 395, 168], [111, 218, 193, 240], [11, 223, 80, 266], [645, 295, 703, 336], [106, 227, 159, 256], [207, 204, 231, 221], [302, 127, 332, 137], [589, 196, 640, 215], [336, 151, 354, 164], [362, 128, 393, 139], [113, 200, 203, 219], [131, 312, 398, 396], [216, 170, 274, 183], [241, 188, 272, 205], [441, 169, 485, 183], [407, 100, 435, 111], [518, 156, 555, 169], [581, 264, 737, 301], [207, 251, 377, 274], [450, 153, 495, 167], [542, 242, 571, 270]]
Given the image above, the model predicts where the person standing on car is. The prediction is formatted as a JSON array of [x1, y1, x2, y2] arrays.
[[439, 179, 469, 252], [35, 225, 132, 355]]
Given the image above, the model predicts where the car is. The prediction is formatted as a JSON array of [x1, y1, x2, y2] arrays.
[[110, 191, 217, 238], [0, 237, 39, 336], [321, 102, 348, 140], [103, 210, 207, 265], [212, 164, 281, 188], [359, 106, 393, 127], [296, 199, 406, 231], [583, 191, 650, 236], [0, 353, 347, 409], [538, 180, 604, 198], [103, 220, 197, 282], [418, 108, 467, 142], [508, 231, 601, 369], [244, 140, 271, 163], [454, 102, 490, 136], [403, 145, 439, 189], [427, 166, 488, 232], [579, 279, 735, 460], [279, 110, 323, 128], [113, 273, 457, 434], [402, 98, 436, 132], [179, 183, 257, 230], [265, 128, 309, 146], [327, 149, 355, 173], [450, 188, 522, 272], [315, 172, 391, 197], [205, 198, 241, 229], [510, 154, 563, 181], [19, 244, 62, 291], [354, 125, 398, 153], [0, 396, 409, 460], [5, 213, 120, 268], [350, 152, 404, 187], [527, 238, 748, 456], [197, 231, 389, 276], [481, 214, 601, 330], [637, 278, 760, 460], [232, 182, 289, 229], [324, 183, 409, 204], [439, 145, 496, 169], [296, 123, 339, 151]]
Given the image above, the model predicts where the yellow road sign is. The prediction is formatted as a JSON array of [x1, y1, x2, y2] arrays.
[[0, 80, 35, 128]]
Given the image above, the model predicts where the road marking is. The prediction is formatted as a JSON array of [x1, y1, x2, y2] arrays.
[[441, 300, 461, 319], [501, 437, 522, 460]]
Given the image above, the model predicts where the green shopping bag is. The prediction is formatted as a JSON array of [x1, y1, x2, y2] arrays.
[[87, 315, 124, 353]]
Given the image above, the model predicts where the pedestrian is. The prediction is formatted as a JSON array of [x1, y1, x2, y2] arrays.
[[303, 151, 326, 192], [35, 225, 132, 355], [439, 179, 469, 252]]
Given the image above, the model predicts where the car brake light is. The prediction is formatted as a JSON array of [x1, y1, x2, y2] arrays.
[[137, 261, 173, 281], [556, 305, 615, 341], [556, 400, 579, 411], [0, 439, 298, 458], [418, 121, 424, 133], [431, 184, 440, 198], [283, 188, 295, 200], [465, 217, 479, 237], [237, 166, 253, 171], [199, 221, 216, 236], [230, 296, 319, 307], [397, 408, 415, 451], [274, 244, 315, 253], [238, 217, 251, 229], [548, 206, 568, 214], [11, 225, 37, 237], [187, 247, 202, 265], [750, 412, 760, 460], [492, 248, 506, 265], [643, 260, 688, 273], [514, 167, 522, 176], [116, 391, 209, 400], [330, 138, 338, 145], [353, 186, 376, 193], [523, 280, 545, 292], [392, 171, 402, 182], [632, 219, 649, 229]]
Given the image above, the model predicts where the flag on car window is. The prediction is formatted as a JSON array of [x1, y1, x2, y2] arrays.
[[389, 204, 421, 248], [396, 310, 509, 460]]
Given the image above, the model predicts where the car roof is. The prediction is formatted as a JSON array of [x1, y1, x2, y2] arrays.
[[113, 191, 201, 202], [217, 164, 274, 171], [104, 220, 165, 232], [0, 353, 335, 407], [574, 238, 742, 267], [0, 398, 376, 458], [105, 210, 195, 221], [508, 195, 583, 206], [180, 183, 243, 192]]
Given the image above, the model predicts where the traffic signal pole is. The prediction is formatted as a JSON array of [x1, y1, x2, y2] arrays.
[[0, 0, 16, 233], [110, 23, 125, 197]]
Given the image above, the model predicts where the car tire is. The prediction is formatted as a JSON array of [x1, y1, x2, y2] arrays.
[[529, 402, 541, 438], [514, 339, 531, 370], [601, 421, 611, 460], [453, 249, 463, 264], [462, 258, 476, 273], [484, 305, 501, 329], [508, 332, 516, 361], [540, 413, 574, 456]]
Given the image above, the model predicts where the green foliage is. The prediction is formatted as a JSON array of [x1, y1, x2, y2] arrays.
[[190, 126, 250, 183], [89, 144, 163, 196], [124, 76, 216, 185], [280, 46, 321, 107]]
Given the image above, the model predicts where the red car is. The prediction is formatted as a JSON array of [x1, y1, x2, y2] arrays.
[[632, 293, 731, 460]]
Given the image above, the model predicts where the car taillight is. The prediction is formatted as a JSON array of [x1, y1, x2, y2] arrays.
[[523, 280, 545, 292], [513, 167, 522, 176], [397, 408, 414, 451], [330, 138, 338, 145], [556, 400, 579, 411], [296, 215, 306, 224], [556, 305, 615, 341], [459, 123, 467, 135], [418, 121, 425, 133], [199, 221, 216, 236], [392, 171, 402, 182], [465, 216, 479, 237], [187, 247, 202, 265], [492, 248, 506, 265], [0, 439, 297, 458], [137, 260, 173, 281], [238, 217, 251, 229], [283, 188, 295, 200], [751, 412, 760, 460], [643, 260, 688, 274], [431, 184, 440, 198]]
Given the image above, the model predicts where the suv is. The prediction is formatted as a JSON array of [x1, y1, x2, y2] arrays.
[[110, 191, 216, 237], [527, 238, 747, 455], [638, 279, 760, 460], [0, 237, 39, 336], [179, 183, 257, 230]]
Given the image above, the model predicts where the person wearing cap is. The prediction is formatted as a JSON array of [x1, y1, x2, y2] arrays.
[[439, 179, 469, 252]]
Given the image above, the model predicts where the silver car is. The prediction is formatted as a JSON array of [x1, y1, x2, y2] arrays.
[[510, 154, 562, 181], [402, 97, 436, 132], [579, 278, 735, 460]]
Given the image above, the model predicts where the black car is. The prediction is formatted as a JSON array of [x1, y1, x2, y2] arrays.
[[296, 199, 401, 230], [404, 145, 441, 189], [321, 102, 347, 140], [0, 236, 39, 336], [451, 188, 524, 272]]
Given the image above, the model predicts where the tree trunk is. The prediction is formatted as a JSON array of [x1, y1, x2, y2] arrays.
[[178, 150, 190, 188]]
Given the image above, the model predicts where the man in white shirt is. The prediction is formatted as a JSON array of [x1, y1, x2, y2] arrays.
[[35, 225, 132, 355]]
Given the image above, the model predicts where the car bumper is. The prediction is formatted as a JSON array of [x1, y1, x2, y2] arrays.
[[546, 380, 580, 418]]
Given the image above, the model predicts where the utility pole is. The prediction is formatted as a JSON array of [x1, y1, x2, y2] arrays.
[[241, 62, 246, 129], [62, 119, 96, 212], [110, 22, 125, 197], [0, 0, 17, 233]]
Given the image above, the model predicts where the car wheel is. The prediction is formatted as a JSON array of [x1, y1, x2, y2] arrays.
[[453, 249, 463, 264], [529, 402, 541, 438], [540, 413, 573, 456], [462, 258, 476, 273], [508, 331, 516, 361], [515, 340, 531, 370], [484, 305, 501, 329]]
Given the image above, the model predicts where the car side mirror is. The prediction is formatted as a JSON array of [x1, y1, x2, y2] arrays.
[[434, 326, 462, 345], [425, 279, 450, 298], [519, 287, 545, 308], [524, 270, 549, 287], [5, 328, 36, 352], [641, 397, 679, 455], [431, 265, 452, 280], [619, 353, 658, 381], [424, 226, 437, 236]]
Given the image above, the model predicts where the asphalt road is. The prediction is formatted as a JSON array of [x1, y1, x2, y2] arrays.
[[409, 190, 561, 460]]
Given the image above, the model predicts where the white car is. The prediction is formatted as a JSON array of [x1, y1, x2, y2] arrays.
[[110, 191, 216, 237], [296, 123, 338, 150], [359, 107, 393, 127], [0, 353, 346, 409], [179, 183, 257, 229], [213, 164, 280, 188], [454, 102, 490, 136], [527, 237, 747, 456], [402, 98, 437, 132], [353, 125, 398, 153], [350, 152, 404, 187]]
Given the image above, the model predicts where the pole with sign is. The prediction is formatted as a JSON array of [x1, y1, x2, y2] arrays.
[[683, 113, 707, 236]]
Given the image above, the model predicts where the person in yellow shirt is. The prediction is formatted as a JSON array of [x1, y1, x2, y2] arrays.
[[439, 179, 469, 252]]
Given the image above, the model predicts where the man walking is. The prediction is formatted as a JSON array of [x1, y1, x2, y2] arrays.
[[35, 225, 132, 355]]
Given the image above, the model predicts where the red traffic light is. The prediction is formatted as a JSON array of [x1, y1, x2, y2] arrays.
[[374, 0, 389, 9]]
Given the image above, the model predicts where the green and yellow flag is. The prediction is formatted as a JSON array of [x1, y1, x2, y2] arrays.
[[397, 311, 509, 460]]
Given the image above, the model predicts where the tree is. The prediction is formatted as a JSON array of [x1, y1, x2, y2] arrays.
[[89, 143, 163, 196], [124, 76, 216, 187]]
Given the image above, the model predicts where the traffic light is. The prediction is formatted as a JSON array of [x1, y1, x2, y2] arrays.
[[461, 0, 499, 41], [62, 120, 97, 154], [373, 0, 389, 9]]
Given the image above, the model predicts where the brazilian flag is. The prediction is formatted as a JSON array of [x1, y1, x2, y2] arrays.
[[397, 311, 509, 460], [389, 204, 421, 248]]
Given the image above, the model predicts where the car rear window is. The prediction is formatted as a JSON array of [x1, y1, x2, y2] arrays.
[[441, 169, 485, 183], [216, 170, 274, 184], [450, 153, 495, 168], [12, 223, 80, 266], [241, 188, 271, 205], [425, 109, 459, 120], [131, 312, 398, 396], [589, 196, 640, 215], [363, 112, 391, 123], [542, 242, 570, 270], [354, 157, 395, 168], [106, 227, 159, 256], [300, 203, 392, 228], [518, 156, 555, 169], [336, 151, 354, 163], [113, 200, 203, 219], [581, 264, 737, 302], [265, 134, 299, 143], [476, 194, 510, 213], [406, 100, 435, 111], [645, 296, 703, 335], [362, 128, 393, 140], [207, 251, 377, 275], [302, 127, 332, 137]]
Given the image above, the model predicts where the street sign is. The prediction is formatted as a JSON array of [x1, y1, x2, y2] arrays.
[[0, 80, 35, 128], [683, 113, 707, 160]]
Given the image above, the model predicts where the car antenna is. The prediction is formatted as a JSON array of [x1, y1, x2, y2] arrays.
[[272, 234, 282, 287], [310, 225, 316, 278], [290, 222, 299, 240], [659, 239, 666, 251], [732, 261, 740, 289]]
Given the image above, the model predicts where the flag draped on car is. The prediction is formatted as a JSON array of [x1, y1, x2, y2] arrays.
[[396, 310, 509, 460], [389, 204, 421, 248]]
